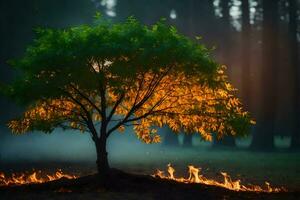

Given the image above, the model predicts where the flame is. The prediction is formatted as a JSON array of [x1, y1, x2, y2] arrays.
[[0, 165, 286, 193], [0, 170, 77, 186], [153, 164, 286, 193]]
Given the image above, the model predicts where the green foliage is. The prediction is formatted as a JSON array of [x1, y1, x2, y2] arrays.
[[5, 15, 217, 105], [4, 15, 253, 141]]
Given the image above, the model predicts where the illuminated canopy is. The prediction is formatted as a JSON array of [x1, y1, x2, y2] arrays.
[[4, 16, 253, 143]]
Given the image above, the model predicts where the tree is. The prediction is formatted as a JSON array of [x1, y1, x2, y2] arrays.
[[213, 0, 236, 148], [182, 0, 197, 148], [163, 127, 179, 147], [251, 0, 279, 150], [3, 16, 252, 181], [241, 0, 251, 110], [220, 0, 231, 71], [289, 0, 300, 149], [183, 133, 193, 147]]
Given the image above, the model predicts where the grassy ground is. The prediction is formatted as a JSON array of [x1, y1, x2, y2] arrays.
[[111, 146, 300, 191], [1, 131, 299, 199], [1, 145, 299, 191]]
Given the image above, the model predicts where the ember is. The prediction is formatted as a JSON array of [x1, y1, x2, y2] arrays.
[[0, 170, 77, 186], [153, 164, 286, 193]]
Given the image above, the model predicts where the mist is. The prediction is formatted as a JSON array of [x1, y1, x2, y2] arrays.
[[0, 127, 164, 163], [0, 125, 291, 162]]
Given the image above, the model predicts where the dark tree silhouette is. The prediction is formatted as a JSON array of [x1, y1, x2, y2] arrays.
[[241, 0, 251, 110], [213, 0, 236, 148], [0, 0, 96, 123], [289, 0, 300, 149], [220, 0, 231, 71], [182, 0, 197, 148], [163, 127, 179, 147], [251, 0, 279, 150], [183, 134, 193, 147], [0, 1, 35, 123]]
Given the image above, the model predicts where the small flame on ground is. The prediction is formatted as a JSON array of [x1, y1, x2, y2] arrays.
[[152, 164, 286, 193], [0, 170, 77, 186]]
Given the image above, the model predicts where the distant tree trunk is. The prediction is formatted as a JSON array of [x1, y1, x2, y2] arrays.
[[188, 0, 196, 38], [0, 0, 6, 124], [289, 0, 300, 150], [163, 127, 179, 146], [213, 0, 236, 148], [179, 0, 196, 148], [221, 0, 231, 70], [251, 0, 279, 151], [0, 1, 17, 122], [241, 0, 251, 110], [183, 134, 193, 147], [205, 0, 219, 46], [213, 134, 236, 147]]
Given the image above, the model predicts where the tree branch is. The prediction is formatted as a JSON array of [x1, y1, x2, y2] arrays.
[[61, 88, 99, 140], [69, 84, 102, 115]]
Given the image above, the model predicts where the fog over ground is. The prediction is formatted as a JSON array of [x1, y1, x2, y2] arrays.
[[0, 126, 162, 162], [0, 125, 292, 163]]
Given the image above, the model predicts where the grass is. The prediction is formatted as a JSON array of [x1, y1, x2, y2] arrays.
[[110, 145, 300, 191]]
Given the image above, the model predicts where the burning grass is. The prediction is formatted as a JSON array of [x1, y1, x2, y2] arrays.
[[153, 164, 286, 193], [0, 164, 286, 194], [0, 170, 77, 186], [0, 166, 297, 200]]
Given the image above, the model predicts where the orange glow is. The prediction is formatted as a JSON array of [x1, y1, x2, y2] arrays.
[[153, 164, 286, 193], [8, 67, 253, 144], [0, 170, 77, 186]]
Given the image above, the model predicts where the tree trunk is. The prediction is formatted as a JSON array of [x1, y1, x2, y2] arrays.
[[188, 0, 195, 38], [163, 127, 179, 146], [213, 135, 236, 147], [183, 134, 193, 147], [290, 126, 300, 150], [289, 0, 300, 150], [241, 0, 251, 110], [211, 0, 236, 148], [250, 0, 279, 151], [251, 122, 275, 151], [95, 134, 110, 179], [221, 0, 231, 75]]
